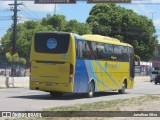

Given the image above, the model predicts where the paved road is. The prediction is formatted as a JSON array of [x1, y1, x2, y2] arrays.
[[0, 76, 160, 111]]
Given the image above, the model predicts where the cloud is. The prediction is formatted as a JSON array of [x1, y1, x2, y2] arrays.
[[22, 1, 58, 12], [154, 19, 160, 26], [133, 0, 160, 3], [0, 1, 11, 9], [0, 1, 59, 13], [151, 0, 160, 3], [127, 4, 149, 16]]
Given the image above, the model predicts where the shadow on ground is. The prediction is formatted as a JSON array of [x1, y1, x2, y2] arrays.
[[8, 91, 128, 100]]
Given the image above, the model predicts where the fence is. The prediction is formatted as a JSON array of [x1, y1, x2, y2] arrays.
[[0, 56, 30, 77]]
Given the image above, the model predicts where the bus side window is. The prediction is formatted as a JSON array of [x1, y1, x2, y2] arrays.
[[129, 47, 135, 78], [114, 45, 122, 61], [122, 46, 129, 61], [91, 42, 97, 59], [97, 43, 105, 59], [87, 41, 95, 59], [104, 44, 114, 60], [82, 41, 89, 59], [76, 40, 78, 58], [77, 40, 83, 58]]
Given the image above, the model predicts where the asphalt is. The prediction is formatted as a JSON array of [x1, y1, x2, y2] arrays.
[[0, 76, 159, 111]]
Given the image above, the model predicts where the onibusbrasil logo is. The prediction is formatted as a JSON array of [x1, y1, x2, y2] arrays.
[[47, 38, 57, 49]]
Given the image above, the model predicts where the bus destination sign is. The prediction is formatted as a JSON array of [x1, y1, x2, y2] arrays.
[[34, 0, 76, 4], [87, 0, 131, 3]]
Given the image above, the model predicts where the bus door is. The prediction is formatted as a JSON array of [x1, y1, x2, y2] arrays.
[[129, 47, 135, 79]]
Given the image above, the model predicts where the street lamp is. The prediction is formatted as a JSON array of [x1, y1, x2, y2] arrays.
[[150, 12, 157, 20]]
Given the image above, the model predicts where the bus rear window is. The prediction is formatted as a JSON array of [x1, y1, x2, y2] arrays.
[[34, 32, 70, 54]]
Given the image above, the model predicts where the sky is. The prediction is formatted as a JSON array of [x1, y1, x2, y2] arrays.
[[0, 0, 160, 44]]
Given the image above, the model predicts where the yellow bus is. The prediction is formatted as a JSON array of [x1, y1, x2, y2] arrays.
[[30, 32, 138, 97]]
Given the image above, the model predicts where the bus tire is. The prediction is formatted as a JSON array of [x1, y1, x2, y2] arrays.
[[118, 81, 126, 94], [87, 82, 94, 98], [50, 92, 63, 97]]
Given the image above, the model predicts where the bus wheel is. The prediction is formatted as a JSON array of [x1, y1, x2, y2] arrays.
[[50, 92, 63, 97], [87, 82, 94, 98], [118, 82, 126, 94]]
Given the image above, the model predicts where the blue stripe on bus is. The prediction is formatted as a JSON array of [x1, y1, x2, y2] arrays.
[[74, 59, 118, 93], [74, 59, 89, 93], [85, 60, 111, 91], [90, 61, 112, 91], [99, 62, 105, 90], [95, 61, 121, 89], [86, 60, 98, 91], [94, 76, 112, 91]]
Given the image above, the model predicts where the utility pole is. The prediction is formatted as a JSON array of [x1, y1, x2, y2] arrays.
[[150, 12, 157, 72], [8, 0, 23, 55], [8, 0, 23, 77], [54, 4, 56, 15]]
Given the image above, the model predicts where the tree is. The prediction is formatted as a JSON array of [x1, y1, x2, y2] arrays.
[[64, 19, 92, 35], [6, 52, 26, 76], [1, 14, 91, 58], [87, 4, 158, 61], [1, 20, 54, 58], [42, 14, 66, 31]]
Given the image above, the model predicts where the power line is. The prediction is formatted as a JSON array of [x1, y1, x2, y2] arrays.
[[18, 16, 38, 21], [18, 13, 39, 21], [0, 29, 9, 30], [0, 18, 12, 20], [22, 4, 41, 20], [0, 16, 12, 18], [18, 5, 40, 20]]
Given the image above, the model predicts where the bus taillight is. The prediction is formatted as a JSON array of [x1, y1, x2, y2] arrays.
[[69, 64, 74, 83], [30, 63, 31, 73]]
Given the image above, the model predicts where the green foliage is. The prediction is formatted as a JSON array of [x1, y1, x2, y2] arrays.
[[64, 19, 92, 35], [114, 35, 124, 42], [1, 21, 54, 58], [5, 52, 12, 62], [42, 14, 66, 31], [87, 4, 158, 61], [5, 52, 26, 65], [19, 58, 26, 65], [1, 14, 91, 58]]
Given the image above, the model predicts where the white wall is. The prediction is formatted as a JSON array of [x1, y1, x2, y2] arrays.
[[0, 77, 29, 88]]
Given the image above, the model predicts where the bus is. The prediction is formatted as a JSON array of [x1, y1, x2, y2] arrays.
[[30, 32, 139, 97]]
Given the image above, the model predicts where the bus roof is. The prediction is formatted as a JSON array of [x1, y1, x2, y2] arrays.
[[79, 34, 133, 47], [35, 32, 132, 48]]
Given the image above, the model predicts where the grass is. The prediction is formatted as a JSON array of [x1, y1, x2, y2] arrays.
[[5, 95, 160, 120], [43, 95, 160, 111]]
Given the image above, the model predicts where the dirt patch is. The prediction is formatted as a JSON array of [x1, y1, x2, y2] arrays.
[[103, 97, 160, 120]]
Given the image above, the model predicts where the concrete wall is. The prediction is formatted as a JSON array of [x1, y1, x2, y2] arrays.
[[0, 76, 150, 88], [0, 77, 29, 88]]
